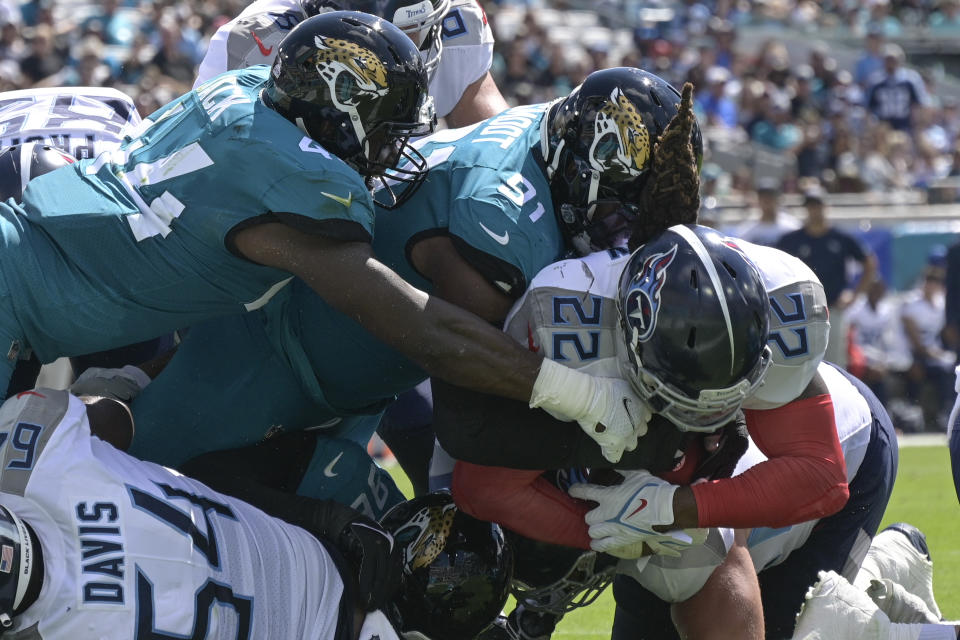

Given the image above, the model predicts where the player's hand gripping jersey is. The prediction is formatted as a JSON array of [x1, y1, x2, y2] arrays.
[[0, 67, 374, 366], [451, 239, 832, 548], [0, 389, 347, 639], [195, 0, 494, 119], [0, 86, 141, 159]]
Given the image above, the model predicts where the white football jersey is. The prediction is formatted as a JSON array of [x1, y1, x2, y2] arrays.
[[627, 360, 874, 602], [0, 86, 141, 159], [504, 240, 829, 411], [0, 389, 344, 640], [502, 245, 866, 601], [193, 0, 494, 119]]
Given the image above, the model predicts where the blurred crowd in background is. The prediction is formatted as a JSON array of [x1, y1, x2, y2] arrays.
[[0, 0, 958, 198], [0, 0, 957, 432]]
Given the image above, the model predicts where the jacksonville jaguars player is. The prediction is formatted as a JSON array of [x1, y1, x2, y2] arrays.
[[97, 67, 697, 521], [0, 388, 515, 640], [195, 0, 507, 128], [0, 13, 648, 462], [0, 87, 178, 392], [446, 225, 897, 639], [190, 0, 504, 496]]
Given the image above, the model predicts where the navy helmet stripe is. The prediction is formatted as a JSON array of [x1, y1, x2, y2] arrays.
[[671, 224, 737, 375]]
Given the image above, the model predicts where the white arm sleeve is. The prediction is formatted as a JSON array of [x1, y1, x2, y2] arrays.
[[429, 0, 495, 117]]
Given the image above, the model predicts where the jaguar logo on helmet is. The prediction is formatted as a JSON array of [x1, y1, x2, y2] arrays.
[[393, 501, 457, 571], [312, 34, 389, 105], [623, 244, 678, 344], [589, 87, 651, 176]]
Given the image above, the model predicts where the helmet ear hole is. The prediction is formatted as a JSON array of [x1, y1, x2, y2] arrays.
[[689, 269, 699, 290], [687, 327, 697, 349]]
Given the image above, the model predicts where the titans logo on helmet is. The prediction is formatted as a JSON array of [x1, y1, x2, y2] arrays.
[[589, 86, 651, 177], [623, 244, 677, 344]]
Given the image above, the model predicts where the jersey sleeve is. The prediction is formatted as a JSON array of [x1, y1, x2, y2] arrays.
[[0, 389, 87, 497], [447, 171, 565, 298], [840, 231, 869, 262], [260, 170, 376, 242], [194, 1, 304, 88], [738, 242, 830, 410], [429, 0, 495, 118]]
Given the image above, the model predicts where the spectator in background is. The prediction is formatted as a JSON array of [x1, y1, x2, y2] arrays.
[[855, 27, 886, 86], [901, 265, 955, 431], [737, 177, 802, 245], [867, 43, 928, 132], [928, 0, 960, 31], [847, 278, 912, 404], [697, 65, 738, 128], [944, 240, 960, 359], [19, 23, 62, 84], [776, 185, 878, 368]]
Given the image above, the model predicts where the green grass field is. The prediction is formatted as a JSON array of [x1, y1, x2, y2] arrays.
[[387, 443, 960, 637]]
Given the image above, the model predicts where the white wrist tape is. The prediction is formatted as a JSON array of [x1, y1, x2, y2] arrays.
[[529, 358, 595, 422], [119, 365, 152, 390]]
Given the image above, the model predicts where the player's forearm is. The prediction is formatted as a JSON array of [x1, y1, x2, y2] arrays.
[[433, 379, 684, 470], [680, 395, 849, 529], [452, 462, 592, 548]]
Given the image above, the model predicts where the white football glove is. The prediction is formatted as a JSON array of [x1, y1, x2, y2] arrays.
[[70, 365, 151, 402], [530, 359, 651, 463], [569, 470, 706, 558]]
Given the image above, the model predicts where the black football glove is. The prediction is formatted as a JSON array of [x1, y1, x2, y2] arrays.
[[303, 500, 403, 611], [690, 412, 750, 482]]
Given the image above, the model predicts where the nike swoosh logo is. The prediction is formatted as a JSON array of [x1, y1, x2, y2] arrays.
[[627, 499, 649, 519], [251, 31, 273, 56], [324, 452, 344, 477], [478, 221, 509, 245], [321, 191, 353, 207]]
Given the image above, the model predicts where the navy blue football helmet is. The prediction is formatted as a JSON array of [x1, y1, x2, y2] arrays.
[[380, 492, 514, 639], [542, 68, 704, 255], [617, 225, 771, 432], [0, 505, 41, 634], [0, 143, 74, 202]]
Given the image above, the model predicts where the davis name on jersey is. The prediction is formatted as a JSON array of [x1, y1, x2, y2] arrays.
[[0, 67, 373, 364], [0, 389, 345, 639], [0, 87, 141, 159], [194, 0, 494, 118]]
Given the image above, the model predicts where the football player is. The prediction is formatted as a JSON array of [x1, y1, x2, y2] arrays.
[[195, 0, 507, 128], [0, 388, 512, 639], [0, 86, 178, 393], [89, 68, 701, 520], [444, 225, 897, 638], [0, 13, 647, 455]]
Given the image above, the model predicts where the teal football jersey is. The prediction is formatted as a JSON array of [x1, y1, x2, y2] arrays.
[[272, 103, 568, 413], [0, 66, 374, 363]]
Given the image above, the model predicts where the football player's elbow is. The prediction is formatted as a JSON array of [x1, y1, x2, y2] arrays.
[[822, 480, 850, 517]]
